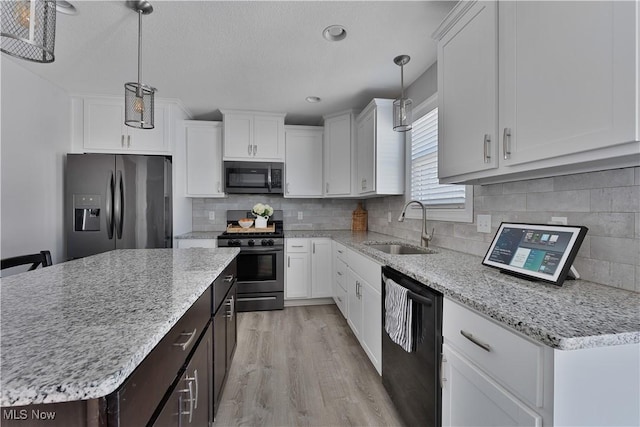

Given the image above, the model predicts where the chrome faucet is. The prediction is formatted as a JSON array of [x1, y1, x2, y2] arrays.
[[398, 200, 434, 248]]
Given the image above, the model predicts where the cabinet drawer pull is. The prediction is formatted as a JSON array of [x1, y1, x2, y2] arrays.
[[337, 296, 342, 302], [173, 328, 197, 351], [127, 135, 131, 147], [337, 271, 343, 276], [337, 250, 343, 254], [121, 135, 125, 147], [313, 243, 316, 253], [185, 369, 199, 409], [460, 330, 491, 352], [287, 256, 290, 267], [326, 182, 329, 193], [483, 134, 491, 163], [291, 245, 304, 248], [224, 274, 234, 282], [248, 144, 252, 155], [253, 144, 257, 155], [503, 127, 512, 160]]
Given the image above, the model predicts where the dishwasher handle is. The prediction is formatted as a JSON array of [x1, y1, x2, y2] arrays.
[[407, 290, 433, 307]]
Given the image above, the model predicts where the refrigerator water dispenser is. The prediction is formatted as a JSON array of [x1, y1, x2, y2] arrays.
[[74, 195, 101, 231]]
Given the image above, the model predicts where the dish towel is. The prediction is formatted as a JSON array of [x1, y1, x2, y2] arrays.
[[384, 276, 413, 353]]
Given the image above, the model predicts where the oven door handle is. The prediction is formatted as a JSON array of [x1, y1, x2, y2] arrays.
[[242, 247, 283, 253]]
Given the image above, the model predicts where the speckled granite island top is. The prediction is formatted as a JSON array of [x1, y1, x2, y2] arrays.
[[0, 248, 239, 407], [284, 230, 640, 351]]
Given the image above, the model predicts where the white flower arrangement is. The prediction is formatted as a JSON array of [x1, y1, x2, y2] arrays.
[[252, 203, 274, 219]]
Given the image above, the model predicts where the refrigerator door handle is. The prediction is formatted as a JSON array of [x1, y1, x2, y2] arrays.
[[106, 171, 114, 239], [115, 170, 124, 239]]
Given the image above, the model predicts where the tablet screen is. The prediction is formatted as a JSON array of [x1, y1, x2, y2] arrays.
[[482, 223, 588, 285]]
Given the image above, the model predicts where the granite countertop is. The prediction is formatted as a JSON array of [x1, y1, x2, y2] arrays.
[[0, 247, 239, 407], [285, 230, 640, 351]]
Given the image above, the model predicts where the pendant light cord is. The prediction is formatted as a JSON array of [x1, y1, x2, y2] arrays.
[[400, 63, 404, 99], [137, 9, 143, 97]]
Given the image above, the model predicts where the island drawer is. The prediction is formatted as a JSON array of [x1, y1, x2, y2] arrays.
[[213, 258, 237, 314], [107, 286, 212, 426], [443, 298, 545, 408]]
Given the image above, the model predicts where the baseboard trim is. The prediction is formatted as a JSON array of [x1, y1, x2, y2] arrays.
[[284, 297, 335, 307]]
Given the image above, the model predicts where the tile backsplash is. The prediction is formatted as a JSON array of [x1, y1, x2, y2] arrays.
[[192, 195, 359, 232], [366, 167, 640, 292], [192, 167, 639, 292]]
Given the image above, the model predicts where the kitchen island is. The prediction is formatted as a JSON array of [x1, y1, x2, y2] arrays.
[[0, 248, 239, 426]]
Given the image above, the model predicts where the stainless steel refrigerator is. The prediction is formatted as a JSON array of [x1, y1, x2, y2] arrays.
[[65, 154, 172, 259]]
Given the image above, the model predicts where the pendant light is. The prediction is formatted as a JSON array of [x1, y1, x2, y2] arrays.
[[393, 55, 413, 132], [124, 0, 155, 130], [0, 0, 56, 63]]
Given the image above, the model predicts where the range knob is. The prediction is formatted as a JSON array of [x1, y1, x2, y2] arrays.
[[261, 239, 269, 246], [266, 239, 274, 246], [248, 239, 255, 246], [229, 239, 241, 247]]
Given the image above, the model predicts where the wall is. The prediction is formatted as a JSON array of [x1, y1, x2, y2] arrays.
[[366, 167, 640, 292], [1, 58, 71, 274], [192, 195, 359, 232]]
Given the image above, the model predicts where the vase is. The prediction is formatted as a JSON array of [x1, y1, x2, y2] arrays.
[[255, 216, 268, 229]]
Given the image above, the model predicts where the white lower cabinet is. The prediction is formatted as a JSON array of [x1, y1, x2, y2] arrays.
[[176, 239, 217, 249], [442, 344, 542, 427], [285, 238, 332, 300], [332, 242, 349, 317], [344, 247, 382, 374], [443, 297, 640, 427]]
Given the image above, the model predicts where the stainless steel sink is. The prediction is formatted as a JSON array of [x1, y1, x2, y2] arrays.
[[365, 243, 437, 255]]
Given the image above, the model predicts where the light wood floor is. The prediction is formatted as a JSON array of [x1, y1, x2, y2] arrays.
[[214, 304, 404, 427]]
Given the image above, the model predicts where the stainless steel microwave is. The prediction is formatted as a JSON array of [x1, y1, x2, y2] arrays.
[[224, 161, 284, 194]]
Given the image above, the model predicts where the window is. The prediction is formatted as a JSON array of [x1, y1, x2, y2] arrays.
[[405, 94, 473, 222]]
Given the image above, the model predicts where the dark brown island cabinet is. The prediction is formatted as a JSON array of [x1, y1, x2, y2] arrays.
[[1, 259, 237, 427]]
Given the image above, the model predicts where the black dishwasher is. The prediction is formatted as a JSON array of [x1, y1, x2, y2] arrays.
[[382, 266, 443, 427]]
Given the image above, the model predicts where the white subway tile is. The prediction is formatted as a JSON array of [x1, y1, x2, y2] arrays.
[[503, 178, 553, 194], [590, 236, 640, 265], [554, 168, 635, 191], [590, 187, 640, 212], [526, 190, 590, 212]]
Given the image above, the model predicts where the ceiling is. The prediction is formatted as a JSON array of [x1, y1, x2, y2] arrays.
[[14, 1, 454, 125]]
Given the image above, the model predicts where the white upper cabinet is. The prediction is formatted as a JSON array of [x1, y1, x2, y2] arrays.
[[435, 1, 498, 178], [221, 110, 285, 161], [284, 126, 324, 198], [323, 111, 355, 196], [183, 121, 224, 197], [79, 97, 170, 154], [433, 0, 640, 184], [355, 99, 404, 196]]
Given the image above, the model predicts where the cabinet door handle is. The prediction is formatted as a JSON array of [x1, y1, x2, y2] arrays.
[[313, 243, 316, 253], [460, 330, 491, 352], [187, 378, 194, 423], [286, 183, 290, 194], [291, 245, 304, 248], [253, 144, 257, 155], [337, 250, 343, 254], [185, 369, 199, 409], [121, 135, 125, 147], [325, 182, 329, 193], [287, 256, 290, 268], [173, 328, 198, 351], [503, 127, 511, 160], [127, 135, 131, 148], [483, 134, 491, 163], [218, 182, 221, 193], [248, 144, 252, 155], [337, 296, 342, 302], [337, 271, 342, 276]]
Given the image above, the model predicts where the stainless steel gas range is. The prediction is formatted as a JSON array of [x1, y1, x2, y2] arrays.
[[217, 210, 284, 311]]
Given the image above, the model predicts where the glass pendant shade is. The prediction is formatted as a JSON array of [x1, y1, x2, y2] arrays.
[[0, 0, 56, 63], [393, 54, 412, 132], [124, 1, 155, 130], [125, 82, 155, 129], [393, 98, 413, 132]]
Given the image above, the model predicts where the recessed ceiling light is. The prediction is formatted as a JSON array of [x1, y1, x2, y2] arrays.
[[322, 25, 347, 42], [56, 1, 77, 15], [306, 96, 321, 103]]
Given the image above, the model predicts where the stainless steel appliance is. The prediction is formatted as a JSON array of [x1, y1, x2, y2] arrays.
[[65, 154, 172, 259], [217, 210, 284, 311], [224, 161, 283, 194], [382, 266, 443, 427]]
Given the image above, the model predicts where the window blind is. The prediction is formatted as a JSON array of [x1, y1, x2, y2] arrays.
[[410, 107, 466, 207]]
